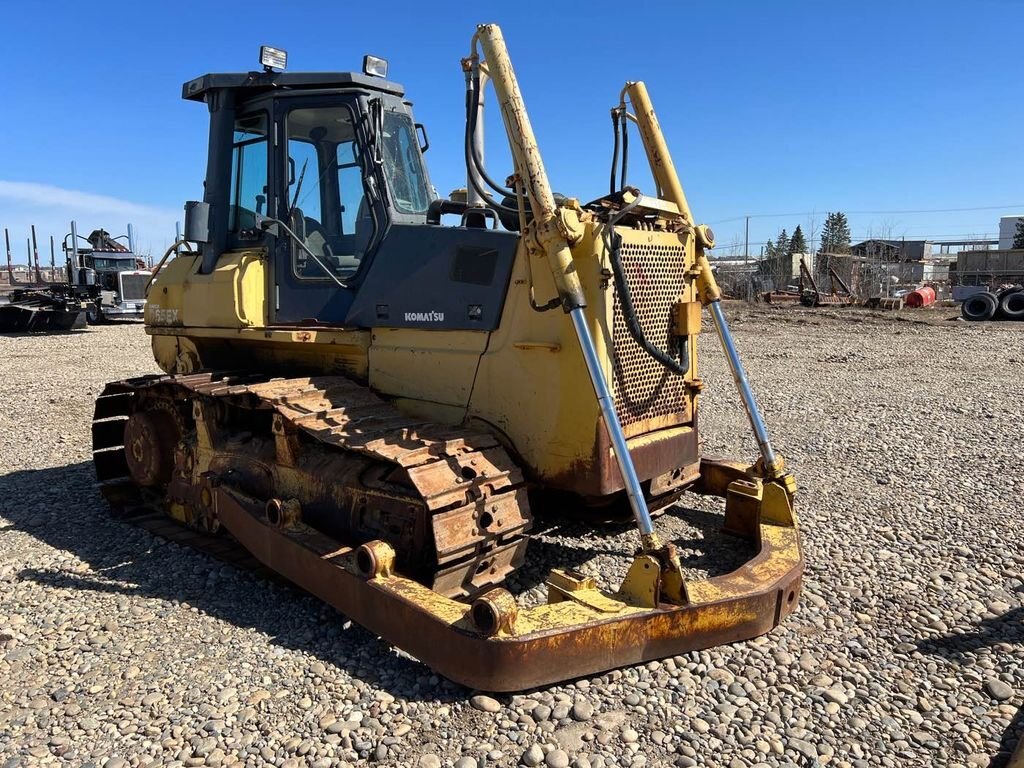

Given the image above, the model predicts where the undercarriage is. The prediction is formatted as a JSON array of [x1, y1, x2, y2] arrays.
[[93, 372, 802, 691]]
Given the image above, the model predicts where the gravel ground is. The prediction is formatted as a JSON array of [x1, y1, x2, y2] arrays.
[[1, 305, 1022, 768]]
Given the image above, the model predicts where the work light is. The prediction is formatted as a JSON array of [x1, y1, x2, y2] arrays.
[[363, 55, 388, 78], [260, 46, 287, 72]]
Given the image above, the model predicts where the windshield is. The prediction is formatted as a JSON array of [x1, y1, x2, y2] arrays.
[[381, 112, 431, 214], [91, 257, 138, 271]]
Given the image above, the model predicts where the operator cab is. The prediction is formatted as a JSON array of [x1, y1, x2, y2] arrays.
[[182, 49, 517, 329]]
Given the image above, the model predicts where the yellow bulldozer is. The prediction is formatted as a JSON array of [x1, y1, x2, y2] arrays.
[[92, 25, 803, 691]]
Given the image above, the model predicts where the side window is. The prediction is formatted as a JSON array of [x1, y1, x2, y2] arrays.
[[229, 113, 268, 233], [337, 140, 364, 235]]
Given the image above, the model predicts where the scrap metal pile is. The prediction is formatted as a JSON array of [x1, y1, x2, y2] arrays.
[[763, 257, 858, 307]]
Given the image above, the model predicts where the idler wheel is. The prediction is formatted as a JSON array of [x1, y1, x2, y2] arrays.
[[124, 409, 179, 487]]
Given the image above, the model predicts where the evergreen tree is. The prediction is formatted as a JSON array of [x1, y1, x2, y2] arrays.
[[789, 225, 807, 255], [820, 216, 833, 252], [758, 240, 774, 277], [775, 229, 790, 259], [1014, 217, 1024, 249], [835, 213, 851, 251], [820, 212, 852, 253]]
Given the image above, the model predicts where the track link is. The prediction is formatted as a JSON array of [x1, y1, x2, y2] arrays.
[[92, 372, 532, 599]]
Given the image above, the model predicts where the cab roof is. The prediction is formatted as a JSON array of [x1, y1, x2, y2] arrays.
[[182, 71, 405, 102]]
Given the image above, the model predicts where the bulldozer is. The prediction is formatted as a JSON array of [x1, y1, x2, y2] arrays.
[[92, 25, 803, 691]]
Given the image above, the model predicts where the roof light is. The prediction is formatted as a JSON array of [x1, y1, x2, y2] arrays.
[[260, 45, 287, 72], [362, 55, 388, 78]]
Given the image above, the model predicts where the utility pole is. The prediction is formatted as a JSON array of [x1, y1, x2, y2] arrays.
[[31, 225, 42, 284], [49, 236, 56, 281], [4, 228, 12, 285], [744, 215, 750, 264], [744, 215, 750, 300]]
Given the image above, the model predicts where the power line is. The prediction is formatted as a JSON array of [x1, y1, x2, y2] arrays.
[[707, 203, 1024, 225], [712, 232, 1005, 253]]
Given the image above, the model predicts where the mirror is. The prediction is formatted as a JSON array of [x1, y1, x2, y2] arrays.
[[183, 200, 211, 243]]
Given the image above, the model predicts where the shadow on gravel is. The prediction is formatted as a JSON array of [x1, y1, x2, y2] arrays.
[[916, 603, 1024, 659], [509, 507, 755, 594], [992, 706, 1024, 768], [0, 460, 750, 701], [0, 461, 468, 703], [916, 604, 1024, 767]]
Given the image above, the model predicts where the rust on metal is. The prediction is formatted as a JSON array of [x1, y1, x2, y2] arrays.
[[210, 476, 801, 692], [550, 420, 701, 501], [798, 257, 859, 308], [92, 373, 802, 692], [92, 372, 533, 600], [762, 291, 802, 305]]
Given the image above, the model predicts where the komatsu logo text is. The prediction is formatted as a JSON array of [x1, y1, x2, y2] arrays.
[[404, 310, 445, 323]]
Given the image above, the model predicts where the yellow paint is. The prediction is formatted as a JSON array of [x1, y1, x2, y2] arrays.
[[147, 250, 266, 328], [146, 225, 701, 495], [468, 224, 699, 484], [618, 555, 663, 608], [354, 500, 801, 639], [369, 329, 488, 414]]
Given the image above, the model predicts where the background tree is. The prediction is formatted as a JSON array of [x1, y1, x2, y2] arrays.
[[836, 213, 851, 251], [820, 212, 852, 253], [1014, 217, 1024, 249], [788, 225, 807, 255], [775, 229, 790, 259]]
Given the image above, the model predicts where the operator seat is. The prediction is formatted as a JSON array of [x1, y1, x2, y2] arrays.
[[288, 207, 336, 277], [303, 216, 338, 270]]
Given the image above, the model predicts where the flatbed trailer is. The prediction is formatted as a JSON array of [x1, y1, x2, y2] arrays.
[[0, 286, 87, 332]]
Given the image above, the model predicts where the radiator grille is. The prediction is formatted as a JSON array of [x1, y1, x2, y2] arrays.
[[119, 272, 150, 302], [611, 240, 688, 431]]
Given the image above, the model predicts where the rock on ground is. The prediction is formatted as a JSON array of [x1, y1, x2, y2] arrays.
[[0, 307, 1022, 766]]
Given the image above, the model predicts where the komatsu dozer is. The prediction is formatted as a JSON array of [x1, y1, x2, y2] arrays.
[[93, 26, 803, 691]]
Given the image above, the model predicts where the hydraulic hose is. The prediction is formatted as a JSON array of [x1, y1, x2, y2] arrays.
[[609, 110, 621, 196], [465, 75, 516, 199], [620, 116, 629, 191], [607, 227, 689, 376], [463, 138, 520, 217], [144, 241, 196, 297]]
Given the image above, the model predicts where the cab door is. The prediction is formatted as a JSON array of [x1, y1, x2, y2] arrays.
[[270, 96, 379, 325]]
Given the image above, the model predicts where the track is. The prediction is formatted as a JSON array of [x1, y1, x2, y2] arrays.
[[91, 372, 533, 599]]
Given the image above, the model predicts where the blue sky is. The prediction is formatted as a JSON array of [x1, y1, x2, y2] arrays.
[[1, 0, 1022, 258]]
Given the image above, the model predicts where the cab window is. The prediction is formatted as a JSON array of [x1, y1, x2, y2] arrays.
[[381, 112, 431, 214], [285, 105, 371, 280], [337, 140, 364, 235], [228, 113, 269, 233]]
